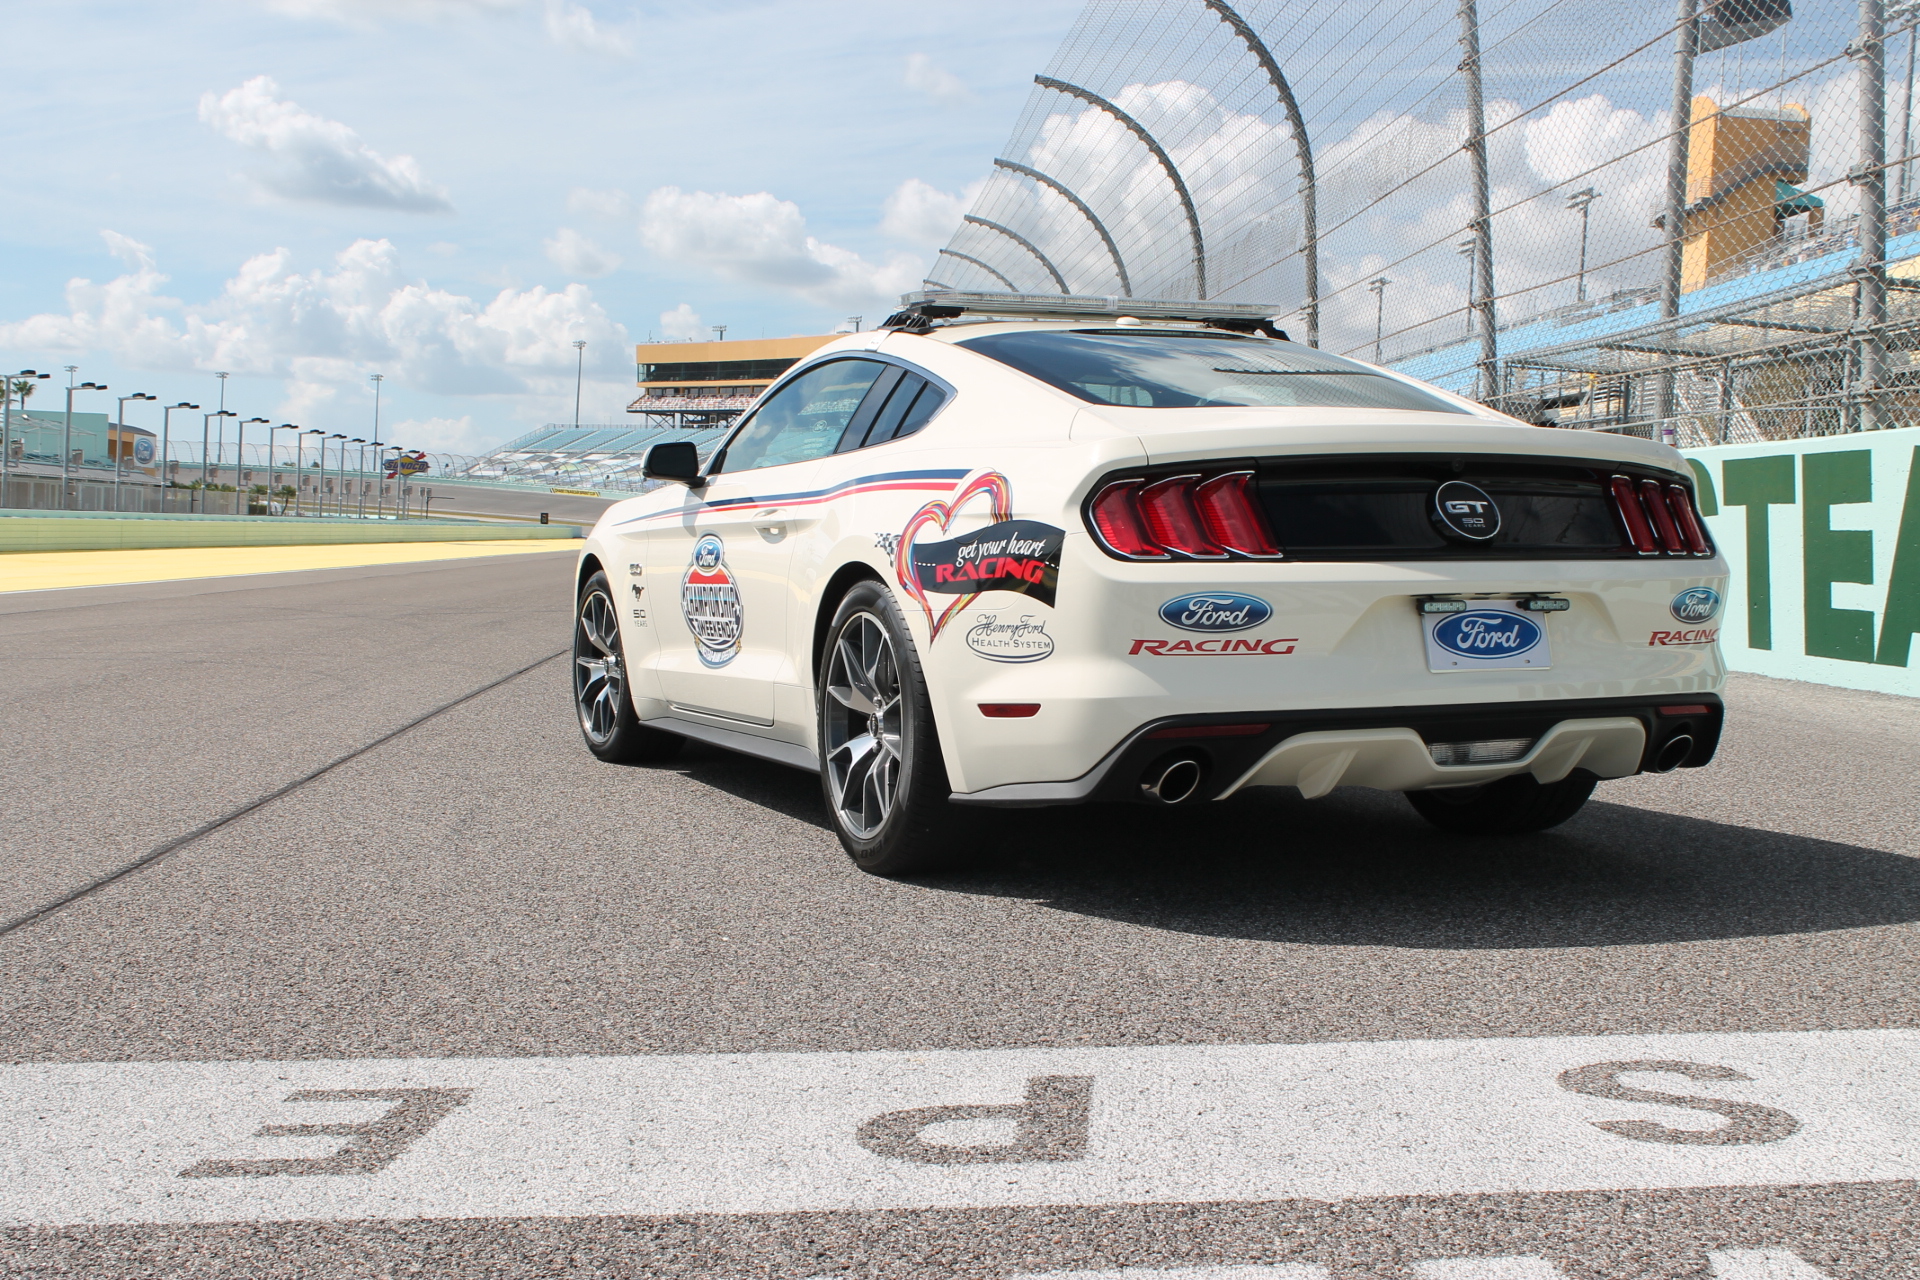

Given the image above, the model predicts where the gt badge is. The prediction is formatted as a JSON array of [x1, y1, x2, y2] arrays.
[[1433, 480, 1501, 541], [681, 533, 743, 667]]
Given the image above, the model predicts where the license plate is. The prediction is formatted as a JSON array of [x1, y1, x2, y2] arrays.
[[1424, 599, 1552, 672]]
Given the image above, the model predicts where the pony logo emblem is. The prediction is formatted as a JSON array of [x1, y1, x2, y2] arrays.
[[681, 533, 743, 667]]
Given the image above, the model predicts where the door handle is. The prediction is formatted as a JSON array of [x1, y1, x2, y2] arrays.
[[752, 507, 787, 535]]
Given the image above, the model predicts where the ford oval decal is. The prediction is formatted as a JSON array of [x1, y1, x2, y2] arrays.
[[1431, 609, 1543, 659], [1670, 586, 1721, 623], [1159, 592, 1274, 633]]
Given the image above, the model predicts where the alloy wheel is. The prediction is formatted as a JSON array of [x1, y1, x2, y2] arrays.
[[823, 611, 905, 839], [574, 588, 626, 746]]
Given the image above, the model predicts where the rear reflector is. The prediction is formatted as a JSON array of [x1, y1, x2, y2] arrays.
[[1659, 704, 1711, 716], [1145, 722, 1272, 739], [1429, 737, 1534, 766], [979, 703, 1041, 718]]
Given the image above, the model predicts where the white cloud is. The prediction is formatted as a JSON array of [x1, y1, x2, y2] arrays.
[[638, 186, 923, 310], [542, 0, 630, 56], [544, 227, 621, 277], [199, 76, 454, 213], [384, 414, 496, 452], [903, 53, 968, 106], [659, 303, 704, 340], [260, 0, 522, 22], [567, 186, 635, 219], [880, 178, 976, 247], [0, 233, 628, 405]]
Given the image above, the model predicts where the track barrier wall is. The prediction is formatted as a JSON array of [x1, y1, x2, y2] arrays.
[[1686, 426, 1920, 697], [0, 511, 585, 553]]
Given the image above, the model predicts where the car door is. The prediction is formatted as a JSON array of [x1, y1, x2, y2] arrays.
[[647, 358, 890, 726]]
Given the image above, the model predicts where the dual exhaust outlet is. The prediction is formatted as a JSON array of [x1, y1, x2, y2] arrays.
[[1136, 730, 1696, 805]]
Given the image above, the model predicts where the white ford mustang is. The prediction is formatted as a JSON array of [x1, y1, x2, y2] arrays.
[[573, 293, 1727, 874]]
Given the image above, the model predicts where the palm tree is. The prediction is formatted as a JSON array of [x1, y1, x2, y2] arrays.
[[7, 378, 35, 413]]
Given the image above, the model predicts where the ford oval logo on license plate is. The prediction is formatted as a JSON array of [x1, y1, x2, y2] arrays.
[[1425, 602, 1550, 671], [1159, 592, 1273, 632]]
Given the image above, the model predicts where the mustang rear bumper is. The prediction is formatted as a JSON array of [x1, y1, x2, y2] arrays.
[[946, 693, 1722, 808]]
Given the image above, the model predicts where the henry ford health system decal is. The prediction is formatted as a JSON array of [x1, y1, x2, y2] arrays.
[[965, 613, 1054, 663]]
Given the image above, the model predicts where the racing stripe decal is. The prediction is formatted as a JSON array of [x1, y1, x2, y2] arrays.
[[614, 469, 971, 526]]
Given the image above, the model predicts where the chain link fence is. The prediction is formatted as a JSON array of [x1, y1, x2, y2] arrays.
[[940, 0, 1920, 440]]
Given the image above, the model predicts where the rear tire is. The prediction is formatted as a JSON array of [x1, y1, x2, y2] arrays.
[[574, 570, 684, 764], [1405, 771, 1596, 835], [818, 580, 964, 876]]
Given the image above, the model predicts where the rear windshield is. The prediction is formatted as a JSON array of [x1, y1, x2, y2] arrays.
[[956, 330, 1470, 414]]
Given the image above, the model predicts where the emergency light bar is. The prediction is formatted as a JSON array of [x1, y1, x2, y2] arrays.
[[883, 290, 1291, 338]]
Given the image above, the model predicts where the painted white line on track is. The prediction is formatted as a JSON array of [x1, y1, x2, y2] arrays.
[[1708, 1252, 1837, 1279], [1010, 1268, 1335, 1279], [1, 1029, 1915, 1227], [1410, 1260, 1567, 1279]]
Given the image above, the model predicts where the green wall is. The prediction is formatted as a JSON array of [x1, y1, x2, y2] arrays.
[[0, 513, 584, 553], [1687, 427, 1920, 697]]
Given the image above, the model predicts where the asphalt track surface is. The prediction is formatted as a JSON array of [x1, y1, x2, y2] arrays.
[[1, 551, 1916, 1278]]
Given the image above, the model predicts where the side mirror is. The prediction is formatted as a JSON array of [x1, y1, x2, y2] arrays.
[[643, 440, 705, 488]]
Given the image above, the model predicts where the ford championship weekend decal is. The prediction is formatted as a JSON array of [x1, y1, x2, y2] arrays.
[[681, 533, 743, 667]]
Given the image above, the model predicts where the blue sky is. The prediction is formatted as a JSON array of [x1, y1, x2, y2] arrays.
[[0, 0, 1083, 454]]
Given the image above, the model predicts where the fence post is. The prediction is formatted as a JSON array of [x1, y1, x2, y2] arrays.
[[1459, 0, 1498, 404], [1657, 0, 1700, 428], [1855, 0, 1890, 431]]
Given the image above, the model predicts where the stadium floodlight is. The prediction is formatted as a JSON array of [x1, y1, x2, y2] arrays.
[[886, 290, 1289, 336], [62, 378, 108, 510], [113, 393, 158, 512], [1, 370, 53, 509]]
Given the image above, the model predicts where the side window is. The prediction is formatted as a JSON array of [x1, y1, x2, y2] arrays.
[[838, 372, 951, 451], [712, 359, 886, 474]]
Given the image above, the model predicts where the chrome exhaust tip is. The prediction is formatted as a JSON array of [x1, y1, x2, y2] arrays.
[[1140, 756, 1205, 805], [1650, 733, 1695, 773]]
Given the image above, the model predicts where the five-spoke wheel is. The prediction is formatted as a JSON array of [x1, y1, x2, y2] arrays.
[[823, 611, 904, 839], [573, 569, 684, 764]]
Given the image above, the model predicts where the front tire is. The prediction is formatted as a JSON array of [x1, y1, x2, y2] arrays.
[[818, 581, 962, 876], [574, 570, 684, 764], [1405, 771, 1597, 835]]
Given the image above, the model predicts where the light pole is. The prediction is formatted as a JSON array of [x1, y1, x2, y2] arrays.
[[572, 340, 587, 429], [267, 423, 296, 514], [236, 417, 268, 514], [62, 374, 107, 510], [201, 409, 235, 499], [113, 393, 156, 512], [303, 429, 325, 516], [349, 438, 367, 518], [1367, 277, 1391, 364], [1456, 241, 1476, 335], [369, 440, 387, 519], [328, 433, 347, 516], [158, 403, 197, 511], [1566, 187, 1602, 302], [2, 369, 51, 509]]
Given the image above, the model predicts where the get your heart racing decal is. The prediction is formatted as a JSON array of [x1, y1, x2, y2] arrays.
[[895, 471, 1065, 641]]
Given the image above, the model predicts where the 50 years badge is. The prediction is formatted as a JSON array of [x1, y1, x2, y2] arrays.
[[681, 533, 743, 667]]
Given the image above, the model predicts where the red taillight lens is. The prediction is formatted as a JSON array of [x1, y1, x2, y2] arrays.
[[1136, 475, 1228, 558], [1089, 480, 1168, 558], [1639, 479, 1684, 553], [1666, 483, 1712, 555], [979, 703, 1041, 718], [1609, 475, 1658, 554], [1191, 472, 1282, 557]]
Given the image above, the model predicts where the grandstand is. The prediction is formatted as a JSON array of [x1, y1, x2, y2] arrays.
[[459, 422, 732, 493]]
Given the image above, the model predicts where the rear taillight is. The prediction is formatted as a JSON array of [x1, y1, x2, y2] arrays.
[[1609, 475, 1712, 557], [1089, 480, 1168, 559], [1089, 472, 1282, 560]]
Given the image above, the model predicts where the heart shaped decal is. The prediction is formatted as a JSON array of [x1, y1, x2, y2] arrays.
[[894, 470, 1014, 640]]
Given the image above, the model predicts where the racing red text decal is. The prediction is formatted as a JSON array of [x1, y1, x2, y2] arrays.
[[1648, 628, 1719, 646], [1129, 637, 1298, 656]]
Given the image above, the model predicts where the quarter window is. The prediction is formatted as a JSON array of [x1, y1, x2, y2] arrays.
[[713, 359, 887, 473]]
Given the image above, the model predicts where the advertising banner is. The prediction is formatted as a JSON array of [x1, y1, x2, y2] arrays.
[[1684, 427, 1920, 698]]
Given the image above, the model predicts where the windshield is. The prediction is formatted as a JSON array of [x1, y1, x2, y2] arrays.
[[956, 330, 1470, 414]]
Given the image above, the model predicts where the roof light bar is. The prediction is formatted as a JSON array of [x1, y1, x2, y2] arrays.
[[884, 290, 1289, 336]]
